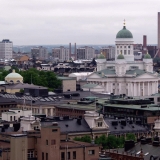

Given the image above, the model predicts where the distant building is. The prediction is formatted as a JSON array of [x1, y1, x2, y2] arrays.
[[52, 46, 70, 62], [100, 46, 115, 60], [0, 39, 13, 60], [77, 46, 95, 60], [31, 46, 48, 60]]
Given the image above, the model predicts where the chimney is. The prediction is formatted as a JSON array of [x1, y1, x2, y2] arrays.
[[74, 43, 77, 60], [143, 35, 147, 54], [69, 43, 71, 59]]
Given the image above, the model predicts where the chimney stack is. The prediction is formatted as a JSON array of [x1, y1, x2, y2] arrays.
[[143, 35, 147, 54], [74, 43, 77, 60], [69, 43, 71, 59]]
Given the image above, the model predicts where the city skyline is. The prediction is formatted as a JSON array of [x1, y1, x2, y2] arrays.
[[0, 0, 160, 45]]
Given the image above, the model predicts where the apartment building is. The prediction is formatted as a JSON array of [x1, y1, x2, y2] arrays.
[[0, 39, 13, 60], [52, 46, 70, 62], [100, 46, 115, 60], [77, 46, 95, 60], [31, 46, 48, 60]]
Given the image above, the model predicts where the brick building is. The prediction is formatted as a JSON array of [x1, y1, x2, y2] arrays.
[[0, 123, 100, 160]]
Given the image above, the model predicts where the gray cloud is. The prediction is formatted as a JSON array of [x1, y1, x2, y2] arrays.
[[0, 0, 159, 45]]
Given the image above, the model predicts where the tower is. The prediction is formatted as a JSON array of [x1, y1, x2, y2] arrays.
[[115, 20, 134, 61]]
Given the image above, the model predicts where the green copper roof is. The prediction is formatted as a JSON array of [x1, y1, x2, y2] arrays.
[[116, 26, 133, 38], [144, 53, 151, 59], [117, 54, 124, 59], [97, 54, 105, 59]]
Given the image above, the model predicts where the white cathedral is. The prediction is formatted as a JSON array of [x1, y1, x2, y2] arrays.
[[86, 23, 159, 96]]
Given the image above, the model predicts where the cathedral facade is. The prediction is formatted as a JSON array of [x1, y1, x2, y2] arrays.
[[86, 24, 159, 96]]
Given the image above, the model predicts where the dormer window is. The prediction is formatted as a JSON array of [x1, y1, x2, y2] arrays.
[[97, 122, 103, 127]]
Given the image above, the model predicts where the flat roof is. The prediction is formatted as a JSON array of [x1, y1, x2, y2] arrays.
[[104, 104, 160, 111]]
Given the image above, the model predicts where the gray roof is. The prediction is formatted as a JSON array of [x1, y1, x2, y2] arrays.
[[1, 83, 47, 89], [104, 118, 148, 134], [41, 119, 91, 133], [92, 68, 156, 78]]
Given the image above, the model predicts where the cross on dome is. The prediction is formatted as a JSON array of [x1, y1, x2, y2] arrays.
[[123, 19, 126, 26]]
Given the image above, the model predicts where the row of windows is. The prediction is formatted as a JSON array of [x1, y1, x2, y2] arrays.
[[117, 45, 131, 48], [61, 151, 76, 160], [117, 50, 130, 55], [46, 139, 56, 145]]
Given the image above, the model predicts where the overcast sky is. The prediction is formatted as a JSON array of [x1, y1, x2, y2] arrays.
[[0, 0, 160, 45]]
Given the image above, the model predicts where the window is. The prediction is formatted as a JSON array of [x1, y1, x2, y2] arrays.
[[128, 50, 130, 55], [61, 152, 65, 160], [46, 140, 48, 145], [88, 150, 95, 155], [68, 152, 70, 160], [124, 50, 126, 55], [73, 151, 76, 159], [10, 116, 12, 121], [51, 140, 56, 145], [42, 152, 44, 160], [52, 129, 57, 132], [14, 116, 16, 121], [46, 153, 48, 160], [98, 122, 103, 127], [28, 151, 34, 158], [128, 46, 130, 48]]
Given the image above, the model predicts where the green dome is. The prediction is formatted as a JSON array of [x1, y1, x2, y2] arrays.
[[117, 54, 124, 59], [97, 54, 105, 59], [144, 53, 151, 59], [116, 26, 133, 38]]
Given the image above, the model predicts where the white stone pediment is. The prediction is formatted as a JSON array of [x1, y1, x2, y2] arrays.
[[136, 73, 157, 79], [87, 73, 101, 79]]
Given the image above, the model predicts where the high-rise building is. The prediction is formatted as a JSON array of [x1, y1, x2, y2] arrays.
[[52, 46, 70, 62], [31, 46, 48, 60], [0, 39, 13, 60], [77, 46, 95, 60], [100, 46, 115, 60]]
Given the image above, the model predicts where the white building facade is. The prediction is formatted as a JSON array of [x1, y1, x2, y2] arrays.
[[0, 39, 13, 60], [86, 24, 159, 96]]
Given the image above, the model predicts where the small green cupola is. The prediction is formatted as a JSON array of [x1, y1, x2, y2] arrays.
[[117, 54, 124, 59], [144, 52, 151, 59], [97, 53, 105, 59]]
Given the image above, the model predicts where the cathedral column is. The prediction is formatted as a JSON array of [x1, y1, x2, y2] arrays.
[[130, 83, 132, 96], [152, 81, 155, 94], [148, 82, 150, 96], [138, 82, 141, 96], [128, 83, 131, 96], [110, 82, 113, 93], [45, 109, 48, 116], [106, 82, 109, 92], [50, 108, 53, 116], [119, 82, 121, 94], [156, 81, 158, 93], [143, 82, 145, 96]]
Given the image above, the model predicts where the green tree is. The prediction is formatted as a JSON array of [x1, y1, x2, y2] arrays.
[[126, 133, 136, 142], [73, 135, 91, 143]]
